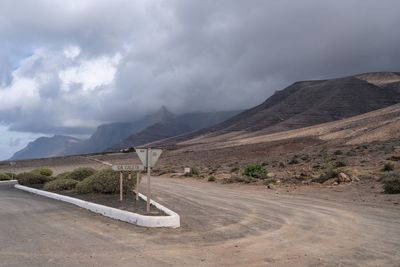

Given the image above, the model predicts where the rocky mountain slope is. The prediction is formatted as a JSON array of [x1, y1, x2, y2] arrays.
[[152, 72, 400, 147], [10, 135, 81, 160], [11, 108, 239, 159], [178, 103, 400, 151], [63, 107, 175, 155], [109, 110, 239, 150]]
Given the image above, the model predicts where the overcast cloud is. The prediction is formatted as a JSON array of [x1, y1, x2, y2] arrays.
[[0, 0, 400, 158]]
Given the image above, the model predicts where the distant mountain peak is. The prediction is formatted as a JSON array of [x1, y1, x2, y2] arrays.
[[10, 135, 82, 160], [145, 106, 176, 124]]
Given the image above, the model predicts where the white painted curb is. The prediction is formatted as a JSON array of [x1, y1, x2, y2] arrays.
[[15, 184, 180, 228], [0, 180, 17, 186]]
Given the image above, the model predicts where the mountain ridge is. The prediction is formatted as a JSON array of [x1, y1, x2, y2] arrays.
[[9, 135, 82, 160], [150, 72, 400, 147]]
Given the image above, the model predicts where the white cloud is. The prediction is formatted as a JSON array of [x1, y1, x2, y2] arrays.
[[0, 0, 399, 140], [0, 76, 40, 110], [59, 53, 121, 92], [63, 45, 81, 59]]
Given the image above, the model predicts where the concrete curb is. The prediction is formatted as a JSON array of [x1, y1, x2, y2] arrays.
[[0, 180, 18, 186], [15, 184, 180, 228]]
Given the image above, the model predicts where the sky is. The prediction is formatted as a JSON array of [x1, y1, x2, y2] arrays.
[[1, 0, 400, 160]]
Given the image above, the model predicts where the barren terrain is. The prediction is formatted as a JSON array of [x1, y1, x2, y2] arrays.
[[1, 103, 399, 266], [1, 176, 399, 266]]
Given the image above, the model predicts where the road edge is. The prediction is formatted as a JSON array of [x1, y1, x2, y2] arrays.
[[14, 184, 180, 228]]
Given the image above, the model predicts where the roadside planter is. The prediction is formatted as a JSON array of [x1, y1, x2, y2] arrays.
[[14, 184, 180, 228]]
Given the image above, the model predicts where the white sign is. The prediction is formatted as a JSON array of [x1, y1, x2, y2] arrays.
[[112, 164, 145, 172], [135, 148, 162, 167]]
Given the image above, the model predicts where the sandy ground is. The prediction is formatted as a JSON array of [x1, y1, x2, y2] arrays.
[[1, 176, 399, 267]]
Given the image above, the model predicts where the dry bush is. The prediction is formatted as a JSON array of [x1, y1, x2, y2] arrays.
[[17, 172, 52, 185], [311, 169, 339, 183], [76, 169, 136, 194], [65, 167, 97, 181], [31, 167, 53, 177], [381, 172, 400, 194], [382, 163, 395, 172], [0, 173, 11, 181], [44, 178, 78, 191], [243, 164, 267, 179]]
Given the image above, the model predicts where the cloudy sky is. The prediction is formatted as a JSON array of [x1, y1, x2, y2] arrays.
[[1, 0, 400, 159]]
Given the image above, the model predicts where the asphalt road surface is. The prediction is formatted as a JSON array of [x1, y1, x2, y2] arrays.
[[1, 178, 399, 266]]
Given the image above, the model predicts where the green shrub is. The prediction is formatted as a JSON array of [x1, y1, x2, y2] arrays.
[[381, 172, 400, 194], [43, 178, 78, 192], [0, 173, 11, 181], [4, 173, 14, 179], [65, 167, 97, 181], [76, 169, 135, 194], [243, 164, 267, 179], [75, 176, 95, 194], [56, 172, 72, 179], [31, 167, 53, 177], [382, 163, 395, 172], [16, 172, 52, 185]]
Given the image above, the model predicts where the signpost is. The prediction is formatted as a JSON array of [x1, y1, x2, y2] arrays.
[[112, 164, 145, 172], [135, 148, 162, 168], [119, 171, 123, 201], [135, 148, 162, 212], [112, 164, 144, 202], [111, 148, 162, 213]]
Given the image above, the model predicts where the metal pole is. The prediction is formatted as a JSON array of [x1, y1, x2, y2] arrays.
[[136, 172, 140, 201], [146, 148, 151, 213], [119, 171, 123, 201]]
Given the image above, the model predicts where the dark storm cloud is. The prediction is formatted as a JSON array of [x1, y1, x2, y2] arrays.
[[0, 0, 400, 134]]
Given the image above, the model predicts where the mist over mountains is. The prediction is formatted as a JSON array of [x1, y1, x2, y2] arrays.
[[9, 71, 400, 161], [150, 72, 400, 146], [10, 108, 239, 160]]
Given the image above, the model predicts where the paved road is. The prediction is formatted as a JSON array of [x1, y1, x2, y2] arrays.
[[1, 179, 399, 266]]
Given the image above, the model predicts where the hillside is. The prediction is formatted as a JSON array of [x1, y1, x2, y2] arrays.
[[63, 107, 175, 155], [10, 135, 81, 160], [110, 110, 239, 150], [178, 103, 400, 150], [11, 108, 239, 159], [152, 72, 400, 147]]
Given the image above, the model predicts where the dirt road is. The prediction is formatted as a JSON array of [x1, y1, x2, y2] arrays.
[[1, 178, 399, 266]]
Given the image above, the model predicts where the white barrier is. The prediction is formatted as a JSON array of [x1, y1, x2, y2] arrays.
[[0, 180, 17, 186], [15, 184, 180, 228]]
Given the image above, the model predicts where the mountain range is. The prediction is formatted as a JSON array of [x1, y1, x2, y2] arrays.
[[151, 72, 400, 147], [10, 108, 239, 160], [9, 71, 400, 161], [9, 135, 82, 161]]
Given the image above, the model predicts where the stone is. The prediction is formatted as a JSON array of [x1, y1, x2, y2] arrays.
[[267, 172, 275, 178], [337, 172, 351, 183]]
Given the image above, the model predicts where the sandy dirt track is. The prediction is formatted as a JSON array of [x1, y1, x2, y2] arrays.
[[1, 178, 399, 266]]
